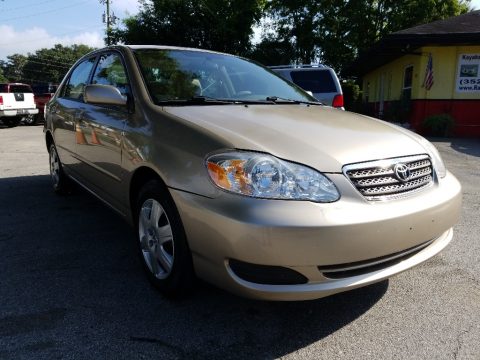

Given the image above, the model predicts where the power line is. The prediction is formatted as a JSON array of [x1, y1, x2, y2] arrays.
[[0, 0, 61, 13], [0, 0, 92, 22]]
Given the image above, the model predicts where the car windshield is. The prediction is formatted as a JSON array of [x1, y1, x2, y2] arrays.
[[134, 49, 318, 105]]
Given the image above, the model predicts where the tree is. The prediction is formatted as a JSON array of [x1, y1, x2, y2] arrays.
[[0, 66, 7, 82], [22, 44, 95, 84], [111, 0, 266, 56], [254, 0, 471, 74], [0, 44, 95, 84], [2, 54, 28, 82]]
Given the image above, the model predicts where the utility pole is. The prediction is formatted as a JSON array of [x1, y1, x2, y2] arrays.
[[100, 0, 117, 46]]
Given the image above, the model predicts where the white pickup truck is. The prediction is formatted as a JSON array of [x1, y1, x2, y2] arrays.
[[0, 83, 39, 127]]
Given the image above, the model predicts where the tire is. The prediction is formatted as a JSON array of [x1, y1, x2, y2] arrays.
[[23, 114, 37, 126], [135, 180, 194, 298], [49, 143, 70, 194], [3, 116, 21, 128]]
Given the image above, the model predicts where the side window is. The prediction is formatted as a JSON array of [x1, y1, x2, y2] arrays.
[[92, 53, 129, 96], [64, 58, 96, 100]]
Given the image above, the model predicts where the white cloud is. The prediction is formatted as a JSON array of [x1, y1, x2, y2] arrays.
[[0, 25, 104, 60], [112, 0, 140, 16]]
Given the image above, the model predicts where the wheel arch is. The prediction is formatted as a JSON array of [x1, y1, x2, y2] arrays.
[[129, 166, 169, 215]]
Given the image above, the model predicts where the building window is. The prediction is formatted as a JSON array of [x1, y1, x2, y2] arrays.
[[400, 65, 413, 103], [403, 66, 413, 89]]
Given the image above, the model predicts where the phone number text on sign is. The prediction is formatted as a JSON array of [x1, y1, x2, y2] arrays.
[[456, 54, 480, 93]]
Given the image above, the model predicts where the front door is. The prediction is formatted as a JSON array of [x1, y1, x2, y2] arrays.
[[74, 52, 131, 210]]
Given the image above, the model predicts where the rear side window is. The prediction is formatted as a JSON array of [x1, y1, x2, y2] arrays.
[[64, 58, 96, 100], [290, 70, 337, 93], [92, 53, 129, 96]]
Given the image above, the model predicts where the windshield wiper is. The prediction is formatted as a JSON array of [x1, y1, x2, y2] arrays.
[[193, 96, 275, 105], [265, 96, 323, 106], [156, 96, 236, 106]]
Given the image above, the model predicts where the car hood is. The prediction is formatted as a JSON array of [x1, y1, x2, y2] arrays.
[[164, 104, 427, 173]]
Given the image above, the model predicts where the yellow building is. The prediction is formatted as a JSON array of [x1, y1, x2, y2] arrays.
[[351, 11, 480, 137]]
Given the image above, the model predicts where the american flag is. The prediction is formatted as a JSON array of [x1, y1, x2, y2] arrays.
[[423, 53, 434, 90]]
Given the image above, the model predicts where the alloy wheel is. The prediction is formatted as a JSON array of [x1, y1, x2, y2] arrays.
[[138, 199, 175, 279]]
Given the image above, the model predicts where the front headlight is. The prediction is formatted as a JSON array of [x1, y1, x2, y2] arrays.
[[416, 137, 447, 178], [206, 151, 340, 202]]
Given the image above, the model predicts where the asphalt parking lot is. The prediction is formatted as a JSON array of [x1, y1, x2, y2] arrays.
[[1, 124, 479, 360]]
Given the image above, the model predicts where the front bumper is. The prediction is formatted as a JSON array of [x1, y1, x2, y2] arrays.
[[171, 171, 461, 300], [0, 108, 39, 117]]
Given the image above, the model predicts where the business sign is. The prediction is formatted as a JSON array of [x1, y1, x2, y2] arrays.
[[456, 54, 480, 93]]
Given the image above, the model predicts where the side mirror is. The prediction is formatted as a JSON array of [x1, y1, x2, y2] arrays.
[[84, 84, 127, 106]]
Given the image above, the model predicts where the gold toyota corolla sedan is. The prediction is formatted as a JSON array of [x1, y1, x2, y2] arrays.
[[44, 45, 462, 301]]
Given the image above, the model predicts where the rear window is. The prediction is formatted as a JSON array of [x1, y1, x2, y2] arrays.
[[9, 85, 33, 93], [32, 84, 57, 94], [0, 84, 7, 92], [290, 70, 337, 93]]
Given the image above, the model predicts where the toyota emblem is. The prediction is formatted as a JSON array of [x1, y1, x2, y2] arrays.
[[394, 163, 411, 182]]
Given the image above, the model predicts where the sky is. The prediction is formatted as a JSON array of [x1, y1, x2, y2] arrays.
[[0, 0, 479, 61], [0, 0, 141, 60]]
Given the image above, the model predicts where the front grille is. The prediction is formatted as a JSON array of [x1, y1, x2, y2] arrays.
[[344, 155, 434, 200], [318, 239, 434, 279]]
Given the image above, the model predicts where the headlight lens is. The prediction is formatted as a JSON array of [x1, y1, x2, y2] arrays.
[[206, 151, 340, 202]]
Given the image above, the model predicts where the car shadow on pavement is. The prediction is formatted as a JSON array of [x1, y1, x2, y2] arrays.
[[0, 174, 387, 359], [427, 136, 480, 158], [450, 138, 480, 158]]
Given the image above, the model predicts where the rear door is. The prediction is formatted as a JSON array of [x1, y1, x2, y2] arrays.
[[50, 57, 96, 167]]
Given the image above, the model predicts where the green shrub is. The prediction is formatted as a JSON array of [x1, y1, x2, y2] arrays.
[[422, 114, 455, 137], [341, 81, 362, 112]]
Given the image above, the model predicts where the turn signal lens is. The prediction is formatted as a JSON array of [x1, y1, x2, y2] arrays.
[[206, 151, 340, 202]]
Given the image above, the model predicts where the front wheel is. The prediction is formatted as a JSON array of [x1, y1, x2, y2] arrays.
[[135, 180, 194, 297]]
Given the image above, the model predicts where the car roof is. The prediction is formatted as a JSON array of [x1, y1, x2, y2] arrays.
[[115, 44, 233, 57]]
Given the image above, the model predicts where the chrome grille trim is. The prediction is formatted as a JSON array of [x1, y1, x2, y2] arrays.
[[343, 154, 434, 200]]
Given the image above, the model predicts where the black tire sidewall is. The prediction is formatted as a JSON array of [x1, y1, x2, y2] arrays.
[[4, 117, 21, 127], [135, 180, 194, 297], [49, 143, 68, 194]]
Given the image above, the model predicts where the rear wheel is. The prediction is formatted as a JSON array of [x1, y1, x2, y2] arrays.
[[49, 143, 70, 194], [3, 116, 22, 128], [135, 180, 194, 297]]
